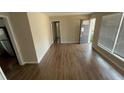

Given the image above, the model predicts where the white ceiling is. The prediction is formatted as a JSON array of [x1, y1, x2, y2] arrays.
[[44, 12, 92, 16]]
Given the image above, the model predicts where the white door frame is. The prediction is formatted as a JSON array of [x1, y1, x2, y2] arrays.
[[0, 15, 24, 65], [88, 18, 96, 43], [0, 67, 7, 80]]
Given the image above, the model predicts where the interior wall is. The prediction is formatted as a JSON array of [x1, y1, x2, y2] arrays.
[[0, 12, 25, 65], [0, 12, 38, 65], [0, 18, 4, 27], [50, 15, 90, 43], [91, 12, 124, 71], [27, 13, 53, 63], [8, 13, 37, 63], [0, 12, 54, 64]]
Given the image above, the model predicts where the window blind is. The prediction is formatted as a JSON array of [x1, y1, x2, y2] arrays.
[[114, 19, 124, 58], [98, 13, 122, 51]]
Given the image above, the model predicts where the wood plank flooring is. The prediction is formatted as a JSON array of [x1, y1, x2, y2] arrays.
[[0, 51, 18, 75], [4, 43, 124, 80]]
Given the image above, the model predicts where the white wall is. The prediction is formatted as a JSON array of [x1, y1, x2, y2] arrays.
[[50, 15, 90, 43], [27, 13, 53, 63]]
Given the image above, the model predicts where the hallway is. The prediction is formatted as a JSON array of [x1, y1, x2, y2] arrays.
[[5, 44, 124, 80]]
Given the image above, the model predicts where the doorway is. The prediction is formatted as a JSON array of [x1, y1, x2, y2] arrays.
[[52, 21, 61, 43], [0, 17, 18, 75], [79, 18, 96, 44], [80, 19, 90, 44]]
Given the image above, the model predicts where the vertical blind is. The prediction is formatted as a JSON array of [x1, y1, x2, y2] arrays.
[[98, 13, 122, 51], [98, 13, 124, 60]]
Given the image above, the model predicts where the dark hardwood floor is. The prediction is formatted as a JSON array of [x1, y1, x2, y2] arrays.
[[0, 51, 18, 75], [4, 43, 124, 80]]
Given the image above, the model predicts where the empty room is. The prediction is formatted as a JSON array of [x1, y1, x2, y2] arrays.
[[0, 12, 124, 80]]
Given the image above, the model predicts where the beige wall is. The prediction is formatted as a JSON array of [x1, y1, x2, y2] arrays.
[[0, 12, 53, 64], [0, 18, 4, 27], [91, 12, 124, 71], [50, 15, 90, 43], [9, 13, 37, 63], [0, 12, 24, 64], [27, 13, 53, 63], [0, 12, 37, 64]]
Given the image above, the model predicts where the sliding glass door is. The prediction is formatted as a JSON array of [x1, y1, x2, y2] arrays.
[[98, 12, 124, 60]]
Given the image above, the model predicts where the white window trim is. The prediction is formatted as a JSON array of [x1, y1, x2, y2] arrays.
[[98, 43, 112, 53], [98, 43, 124, 62], [112, 13, 124, 53], [98, 13, 124, 62]]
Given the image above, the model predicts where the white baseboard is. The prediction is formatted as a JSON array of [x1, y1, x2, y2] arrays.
[[61, 41, 79, 44], [23, 61, 38, 65], [37, 42, 53, 63], [21, 42, 53, 65]]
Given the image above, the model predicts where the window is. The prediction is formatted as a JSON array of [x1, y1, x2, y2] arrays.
[[98, 13, 122, 51], [98, 13, 124, 61], [114, 19, 124, 58]]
